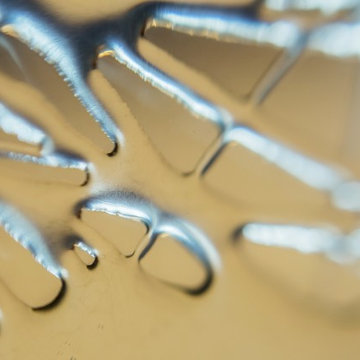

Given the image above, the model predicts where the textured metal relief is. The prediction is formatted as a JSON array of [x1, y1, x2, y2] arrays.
[[0, 0, 360, 326]]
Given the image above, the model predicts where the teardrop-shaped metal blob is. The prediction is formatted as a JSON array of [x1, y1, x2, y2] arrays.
[[139, 233, 209, 293], [73, 241, 97, 267], [235, 223, 360, 310], [0, 152, 89, 185], [98, 49, 219, 174], [0, 21, 118, 156], [265, 0, 358, 17], [0, 201, 64, 309], [0, 100, 89, 185], [80, 208, 148, 257], [139, 214, 220, 295], [0, 102, 48, 156]]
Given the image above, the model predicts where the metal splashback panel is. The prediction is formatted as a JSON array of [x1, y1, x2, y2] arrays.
[[1, 0, 360, 359]]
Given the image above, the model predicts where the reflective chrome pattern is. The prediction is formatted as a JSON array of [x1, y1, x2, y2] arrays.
[[1, 0, 360, 358], [80, 192, 219, 293], [265, 0, 359, 14], [238, 223, 360, 262], [0, 201, 63, 309]]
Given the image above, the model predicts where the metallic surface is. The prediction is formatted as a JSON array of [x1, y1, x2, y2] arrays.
[[1, 0, 360, 358]]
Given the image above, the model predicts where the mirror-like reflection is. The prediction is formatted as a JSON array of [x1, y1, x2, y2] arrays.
[[0, 201, 64, 309], [1, 3, 360, 354]]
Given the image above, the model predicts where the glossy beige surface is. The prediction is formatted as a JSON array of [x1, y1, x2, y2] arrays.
[[1, 1, 360, 359]]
